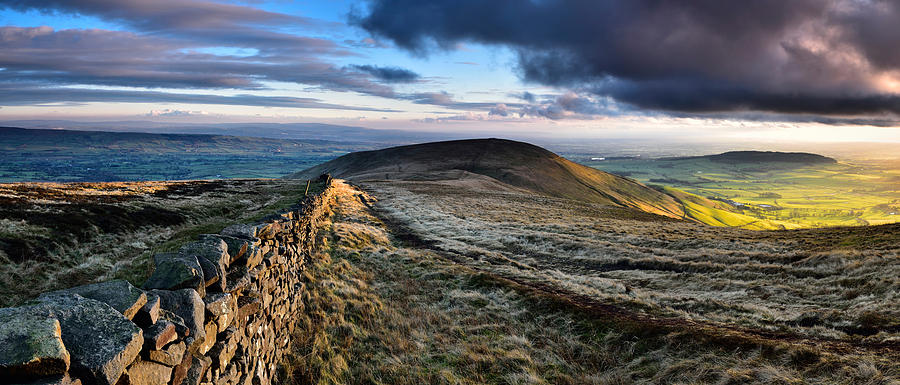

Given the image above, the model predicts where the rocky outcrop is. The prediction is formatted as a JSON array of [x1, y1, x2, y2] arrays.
[[0, 176, 336, 385]]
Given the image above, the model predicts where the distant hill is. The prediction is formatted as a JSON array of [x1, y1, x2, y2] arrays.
[[0, 120, 457, 144], [289, 138, 691, 219], [704, 151, 836, 164]]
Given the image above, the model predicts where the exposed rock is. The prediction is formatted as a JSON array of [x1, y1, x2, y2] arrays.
[[143, 253, 206, 298], [133, 294, 160, 329], [144, 321, 177, 351], [150, 290, 206, 353], [124, 359, 172, 385], [0, 308, 69, 380], [41, 280, 147, 320], [25, 294, 143, 385], [203, 293, 236, 331], [195, 255, 221, 290], [145, 341, 185, 367]]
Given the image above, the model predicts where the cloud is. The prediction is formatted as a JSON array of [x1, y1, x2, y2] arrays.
[[0, 1, 404, 108], [354, 0, 900, 117], [349, 65, 420, 83], [0, 25, 400, 96], [0, 84, 399, 111], [147, 109, 208, 117], [488, 103, 509, 117], [519, 91, 620, 120]]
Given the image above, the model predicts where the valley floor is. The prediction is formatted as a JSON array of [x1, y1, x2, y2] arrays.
[[284, 179, 899, 384]]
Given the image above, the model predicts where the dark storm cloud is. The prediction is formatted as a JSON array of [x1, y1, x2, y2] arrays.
[[355, 0, 900, 117], [349, 65, 420, 83]]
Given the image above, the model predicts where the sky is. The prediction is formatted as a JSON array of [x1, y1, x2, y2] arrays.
[[0, 0, 899, 142]]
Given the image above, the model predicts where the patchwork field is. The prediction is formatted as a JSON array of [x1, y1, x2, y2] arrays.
[[587, 156, 900, 228]]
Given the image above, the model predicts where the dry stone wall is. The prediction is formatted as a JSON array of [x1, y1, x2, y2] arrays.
[[1, 176, 335, 385]]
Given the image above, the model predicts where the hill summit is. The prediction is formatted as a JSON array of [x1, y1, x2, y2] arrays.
[[289, 138, 687, 219]]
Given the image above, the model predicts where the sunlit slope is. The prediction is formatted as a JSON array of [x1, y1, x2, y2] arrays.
[[662, 187, 802, 230], [588, 155, 900, 228], [289, 138, 688, 219]]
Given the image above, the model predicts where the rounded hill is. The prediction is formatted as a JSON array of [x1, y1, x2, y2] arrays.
[[288, 138, 687, 219]]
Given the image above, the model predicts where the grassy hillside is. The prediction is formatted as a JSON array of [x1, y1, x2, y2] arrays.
[[0, 126, 372, 182], [289, 138, 689, 219], [588, 154, 900, 228], [0, 178, 323, 307], [281, 179, 899, 384]]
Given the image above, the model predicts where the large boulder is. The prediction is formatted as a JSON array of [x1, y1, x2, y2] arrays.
[[143, 253, 206, 298], [0, 308, 70, 381], [41, 280, 147, 320], [23, 294, 143, 385]]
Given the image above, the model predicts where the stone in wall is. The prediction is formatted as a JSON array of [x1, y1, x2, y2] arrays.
[[0, 176, 337, 385]]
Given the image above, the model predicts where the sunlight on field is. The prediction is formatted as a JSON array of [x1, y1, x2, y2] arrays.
[[589, 158, 900, 228]]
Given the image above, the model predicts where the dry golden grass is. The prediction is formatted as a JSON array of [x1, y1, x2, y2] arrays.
[[282, 180, 898, 384]]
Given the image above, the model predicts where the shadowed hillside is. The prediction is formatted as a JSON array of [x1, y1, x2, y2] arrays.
[[289, 138, 688, 219]]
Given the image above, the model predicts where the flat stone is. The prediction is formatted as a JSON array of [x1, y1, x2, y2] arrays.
[[150, 290, 206, 354], [236, 296, 261, 321], [144, 320, 177, 351], [125, 359, 173, 385], [25, 294, 143, 385], [41, 280, 147, 320], [0, 308, 69, 381], [220, 224, 258, 240], [145, 341, 185, 367], [203, 293, 236, 331], [143, 253, 205, 298], [133, 294, 160, 328]]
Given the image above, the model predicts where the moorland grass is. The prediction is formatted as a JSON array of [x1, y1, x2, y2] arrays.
[[282, 180, 897, 384]]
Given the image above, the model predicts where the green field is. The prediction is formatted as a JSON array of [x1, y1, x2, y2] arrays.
[[587, 156, 900, 228]]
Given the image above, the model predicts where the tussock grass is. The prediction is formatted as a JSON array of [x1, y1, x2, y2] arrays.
[[363, 181, 900, 344], [282, 180, 897, 384], [0, 179, 322, 307]]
